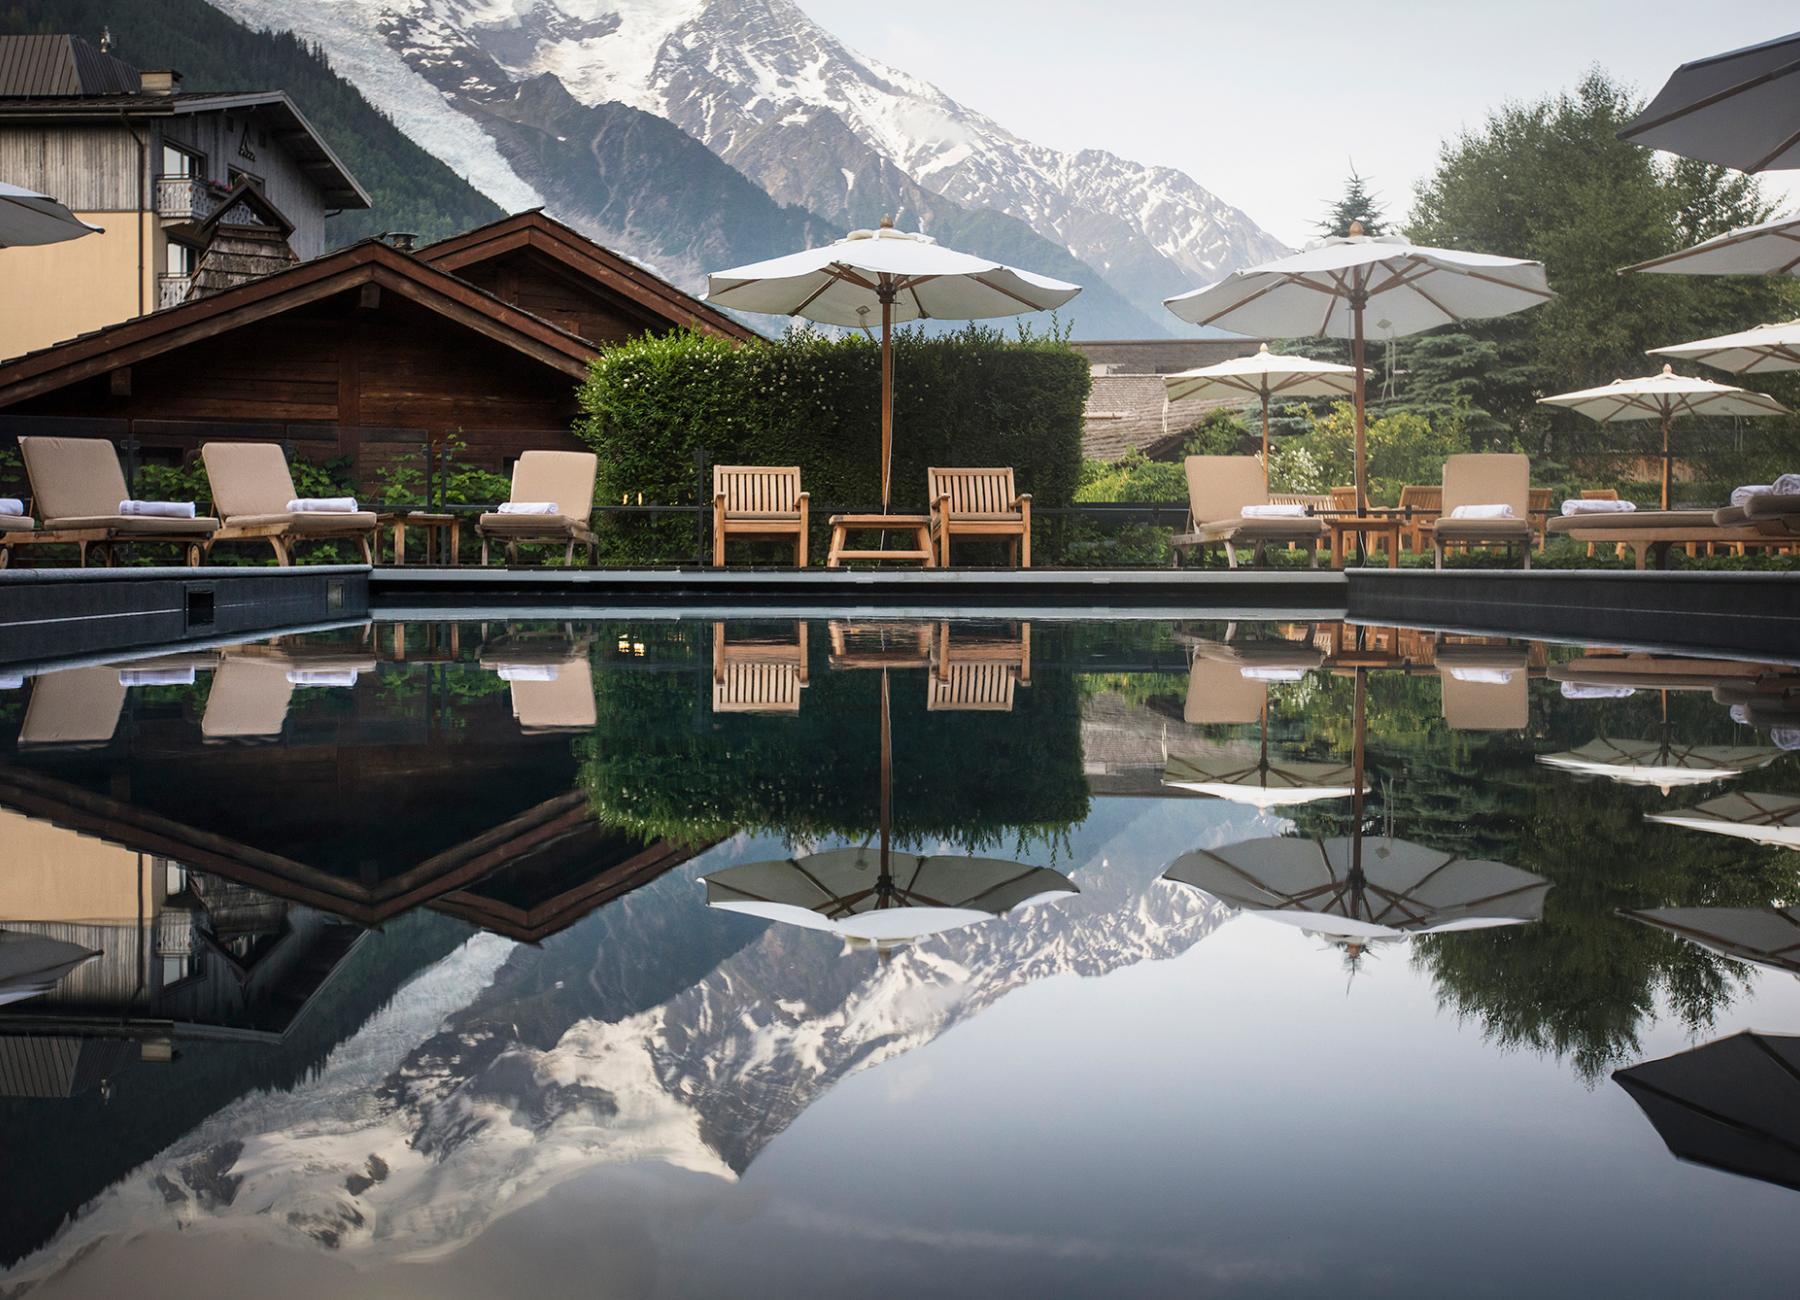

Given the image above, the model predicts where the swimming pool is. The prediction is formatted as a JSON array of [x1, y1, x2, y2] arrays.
[[1, 616, 1797, 1297]]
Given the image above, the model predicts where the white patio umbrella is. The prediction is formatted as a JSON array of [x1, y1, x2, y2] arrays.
[[1537, 365, 1788, 509], [1622, 906, 1800, 976], [1624, 213, 1800, 278], [1162, 834, 1550, 941], [1650, 319, 1800, 375], [1537, 736, 1781, 790], [1162, 343, 1356, 487], [0, 929, 100, 1007], [1163, 225, 1551, 512], [1618, 30, 1800, 173], [706, 219, 1082, 511], [1163, 752, 1362, 809], [0, 181, 102, 247], [1646, 791, 1800, 848]]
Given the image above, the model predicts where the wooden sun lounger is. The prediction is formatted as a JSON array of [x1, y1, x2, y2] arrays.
[[1545, 511, 1768, 569], [1422, 454, 1534, 570], [0, 512, 33, 568], [1171, 456, 1324, 569], [202, 442, 377, 565], [15, 436, 218, 566], [476, 450, 598, 566], [1434, 640, 1530, 731]]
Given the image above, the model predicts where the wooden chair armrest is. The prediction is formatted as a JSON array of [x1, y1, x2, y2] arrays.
[[795, 491, 810, 503]]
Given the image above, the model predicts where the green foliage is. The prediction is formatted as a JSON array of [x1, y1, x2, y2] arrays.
[[0, 0, 503, 246], [1318, 168, 1389, 238], [372, 432, 511, 510], [576, 325, 1090, 563], [1182, 408, 1257, 457], [1075, 449, 1185, 504], [1269, 401, 1472, 503], [1406, 68, 1800, 482]]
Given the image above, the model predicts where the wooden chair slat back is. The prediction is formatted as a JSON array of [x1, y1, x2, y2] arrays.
[[928, 662, 1017, 711], [715, 465, 802, 515], [1397, 484, 1442, 516], [713, 662, 804, 713], [928, 467, 1016, 514]]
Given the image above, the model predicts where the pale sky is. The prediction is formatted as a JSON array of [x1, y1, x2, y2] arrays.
[[798, 0, 1800, 249]]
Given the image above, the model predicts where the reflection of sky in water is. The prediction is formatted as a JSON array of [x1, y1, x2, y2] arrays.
[[3, 619, 1799, 1298]]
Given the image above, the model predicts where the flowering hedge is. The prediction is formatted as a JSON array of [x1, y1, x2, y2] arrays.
[[575, 324, 1089, 563]]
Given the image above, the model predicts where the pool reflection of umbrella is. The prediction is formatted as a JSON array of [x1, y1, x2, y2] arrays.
[[0, 930, 100, 1007], [1621, 905, 1800, 977], [1163, 752, 1362, 809], [1646, 791, 1800, 849], [699, 671, 1076, 946], [1614, 1032, 1800, 1193], [1537, 737, 1780, 790], [704, 846, 1077, 944], [1164, 834, 1550, 941]]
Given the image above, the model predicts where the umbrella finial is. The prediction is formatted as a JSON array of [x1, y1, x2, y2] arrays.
[[1660, 363, 1675, 375], [880, 214, 894, 229], [1257, 342, 1271, 353], [1348, 220, 1365, 237]]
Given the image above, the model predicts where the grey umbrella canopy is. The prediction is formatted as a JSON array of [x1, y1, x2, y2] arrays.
[[1614, 1032, 1800, 1193], [1163, 834, 1550, 942], [0, 929, 100, 1007], [1618, 31, 1800, 173], [0, 181, 102, 248], [1622, 904, 1800, 977]]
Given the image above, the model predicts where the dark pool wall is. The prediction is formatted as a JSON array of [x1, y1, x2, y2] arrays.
[[0, 567, 370, 666]]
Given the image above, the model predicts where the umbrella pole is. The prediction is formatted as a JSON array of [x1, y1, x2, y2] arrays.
[[1260, 390, 1272, 491], [1351, 668, 1367, 878], [1352, 296, 1368, 516], [879, 668, 892, 877], [1660, 408, 1672, 511], [880, 292, 895, 514]]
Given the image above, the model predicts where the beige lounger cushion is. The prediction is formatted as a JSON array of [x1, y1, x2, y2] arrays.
[[1743, 494, 1800, 534], [1440, 672, 1528, 731], [1183, 654, 1266, 726], [203, 441, 298, 518], [202, 659, 295, 738], [20, 435, 217, 534], [476, 512, 592, 536], [1431, 454, 1531, 546], [221, 511, 378, 532], [1432, 517, 1532, 540], [1713, 505, 1750, 527], [1186, 516, 1326, 541], [509, 658, 597, 731], [1434, 645, 1530, 670], [1547, 510, 1722, 533], [0, 515, 35, 531], [19, 668, 127, 745], [40, 513, 219, 533]]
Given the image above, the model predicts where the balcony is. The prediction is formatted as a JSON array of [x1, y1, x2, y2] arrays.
[[154, 174, 217, 224], [157, 273, 193, 310]]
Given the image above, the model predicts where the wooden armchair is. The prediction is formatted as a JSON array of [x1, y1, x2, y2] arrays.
[[712, 466, 808, 566], [927, 622, 1031, 711], [927, 467, 1031, 568], [1395, 484, 1441, 553], [1528, 486, 1554, 549]]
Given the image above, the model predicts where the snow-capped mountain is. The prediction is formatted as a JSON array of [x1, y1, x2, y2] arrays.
[[211, 0, 1286, 335], [1, 800, 1255, 1280]]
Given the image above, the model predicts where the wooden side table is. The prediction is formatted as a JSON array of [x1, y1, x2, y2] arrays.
[[380, 511, 461, 566], [826, 514, 935, 567], [1327, 516, 1402, 570]]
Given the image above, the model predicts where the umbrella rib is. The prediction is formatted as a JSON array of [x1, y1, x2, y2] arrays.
[[1749, 124, 1800, 174], [1616, 1070, 1800, 1160], [968, 273, 1053, 312]]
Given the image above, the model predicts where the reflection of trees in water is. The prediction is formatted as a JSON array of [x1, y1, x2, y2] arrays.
[[576, 624, 1089, 853], [1289, 673, 1800, 1082]]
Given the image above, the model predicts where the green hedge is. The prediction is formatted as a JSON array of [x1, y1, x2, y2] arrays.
[[575, 325, 1090, 563]]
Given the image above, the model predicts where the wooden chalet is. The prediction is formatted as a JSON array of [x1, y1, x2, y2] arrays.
[[0, 209, 755, 482]]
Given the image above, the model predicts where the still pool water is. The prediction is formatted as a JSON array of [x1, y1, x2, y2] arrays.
[[2, 616, 1799, 1298]]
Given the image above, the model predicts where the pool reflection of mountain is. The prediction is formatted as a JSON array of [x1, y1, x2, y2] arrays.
[[1, 798, 1250, 1277]]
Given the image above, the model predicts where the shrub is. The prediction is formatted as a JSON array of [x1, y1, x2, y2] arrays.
[[575, 324, 1090, 563]]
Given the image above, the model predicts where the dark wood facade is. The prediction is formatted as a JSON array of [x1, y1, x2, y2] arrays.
[[0, 212, 754, 481]]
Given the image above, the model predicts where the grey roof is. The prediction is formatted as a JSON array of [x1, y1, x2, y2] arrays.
[[0, 35, 141, 97], [1083, 373, 1236, 462], [0, 84, 370, 211]]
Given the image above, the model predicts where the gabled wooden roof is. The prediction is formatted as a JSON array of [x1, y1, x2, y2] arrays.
[[0, 237, 598, 409], [418, 209, 757, 343]]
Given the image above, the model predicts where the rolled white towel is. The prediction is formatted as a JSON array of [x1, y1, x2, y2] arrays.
[[118, 666, 195, 687], [1731, 703, 1750, 724], [1732, 484, 1775, 506], [1559, 681, 1635, 699], [1447, 504, 1516, 520], [496, 663, 560, 682], [286, 497, 358, 513], [1448, 667, 1514, 684], [286, 668, 358, 687], [1776, 473, 1800, 494], [0, 673, 24, 690], [118, 499, 195, 518], [0, 497, 23, 517], [1561, 498, 1636, 516], [1238, 666, 1306, 682], [497, 501, 560, 515], [1773, 726, 1800, 752], [1239, 503, 1308, 518]]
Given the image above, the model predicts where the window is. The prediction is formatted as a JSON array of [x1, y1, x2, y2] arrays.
[[161, 141, 202, 179], [166, 240, 197, 276]]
